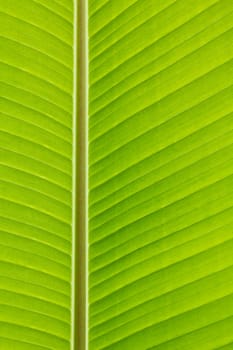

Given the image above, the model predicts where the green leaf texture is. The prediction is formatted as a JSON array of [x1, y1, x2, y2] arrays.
[[0, 1, 73, 349], [89, 0, 233, 349]]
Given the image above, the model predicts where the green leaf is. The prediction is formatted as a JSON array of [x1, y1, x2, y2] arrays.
[[89, 0, 233, 349], [0, 1, 73, 349]]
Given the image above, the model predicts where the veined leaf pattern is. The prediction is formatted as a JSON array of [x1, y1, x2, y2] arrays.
[[0, 1, 73, 349], [89, 1, 233, 349]]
